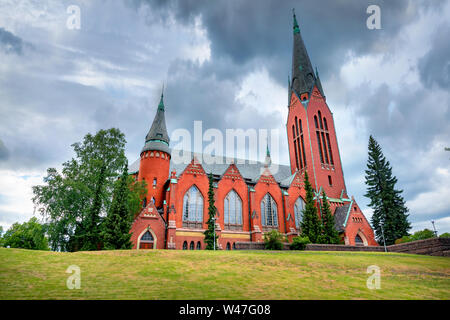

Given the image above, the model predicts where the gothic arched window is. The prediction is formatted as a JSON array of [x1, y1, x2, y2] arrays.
[[139, 230, 154, 249], [261, 193, 278, 228], [141, 231, 153, 242], [318, 111, 324, 129], [294, 197, 305, 229], [224, 190, 243, 230], [196, 241, 201, 250], [182, 241, 188, 250], [190, 241, 195, 250], [355, 235, 364, 245], [183, 185, 204, 228]]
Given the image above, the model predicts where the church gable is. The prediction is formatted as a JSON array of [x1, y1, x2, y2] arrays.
[[222, 163, 243, 181], [257, 167, 278, 185], [311, 85, 323, 99], [179, 157, 207, 178], [290, 171, 304, 189]]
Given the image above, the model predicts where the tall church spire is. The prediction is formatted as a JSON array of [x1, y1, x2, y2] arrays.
[[291, 9, 315, 96], [142, 87, 170, 155]]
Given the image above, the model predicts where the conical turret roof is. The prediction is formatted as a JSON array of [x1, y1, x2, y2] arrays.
[[141, 91, 170, 155]]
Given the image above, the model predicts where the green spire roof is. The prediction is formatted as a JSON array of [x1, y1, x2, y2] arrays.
[[293, 9, 300, 34], [142, 86, 170, 155], [158, 86, 165, 111], [291, 8, 315, 95]]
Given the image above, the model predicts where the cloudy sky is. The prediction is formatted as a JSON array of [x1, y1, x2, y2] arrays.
[[0, 0, 449, 235]]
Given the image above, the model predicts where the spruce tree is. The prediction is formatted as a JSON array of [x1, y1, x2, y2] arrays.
[[102, 162, 133, 250], [204, 173, 218, 250], [365, 135, 411, 245], [300, 171, 322, 243], [320, 191, 340, 244]]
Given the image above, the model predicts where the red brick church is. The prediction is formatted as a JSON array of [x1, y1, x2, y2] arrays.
[[129, 11, 378, 250]]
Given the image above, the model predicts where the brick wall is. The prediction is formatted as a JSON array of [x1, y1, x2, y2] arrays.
[[235, 238, 450, 257]]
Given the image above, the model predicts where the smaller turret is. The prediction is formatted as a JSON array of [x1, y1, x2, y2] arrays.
[[138, 88, 171, 208]]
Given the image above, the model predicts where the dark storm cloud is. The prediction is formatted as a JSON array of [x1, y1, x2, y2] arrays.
[[418, 25, 450, 89], [165, 59, 284, 132], [0, 28, 24, 54], [133, 0, 435, 83]]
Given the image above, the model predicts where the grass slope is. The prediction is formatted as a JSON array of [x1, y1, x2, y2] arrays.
[[0, 248, 449, 300]]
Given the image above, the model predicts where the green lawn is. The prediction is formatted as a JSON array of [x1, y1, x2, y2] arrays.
[[0, 248, 449, 299]]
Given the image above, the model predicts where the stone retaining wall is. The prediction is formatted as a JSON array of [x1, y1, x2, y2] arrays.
[[235, 237, 450, 257], [387, 237, 450, 256]]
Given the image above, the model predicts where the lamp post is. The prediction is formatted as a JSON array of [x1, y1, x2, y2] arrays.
[[380, 221, 387, 252], [431, 220, 438, 237]]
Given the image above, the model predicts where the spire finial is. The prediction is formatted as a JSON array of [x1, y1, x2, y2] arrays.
[[158, 83, 165, 111], [292, 8, 299, 34], [266, 137, 270, 157]]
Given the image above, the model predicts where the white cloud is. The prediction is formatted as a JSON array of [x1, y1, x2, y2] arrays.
[[0, 170, 44, 230]]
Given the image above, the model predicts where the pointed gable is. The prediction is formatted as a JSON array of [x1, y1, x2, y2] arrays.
[[180, 156, 207, 177], [258, 167, 278, 185], [222, 163, 243, 181]]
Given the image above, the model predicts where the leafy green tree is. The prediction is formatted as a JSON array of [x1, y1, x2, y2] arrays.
[[102, 162, 134, 250], [127, 176, 148, 220], [395, 229, 435, 244], [2, 217, 49, 250], [365, 135, 411, 245], [33, 128, 127, 251], [264, 230, 285, 250], [204, 173, 218, 250], [300, 171, 322, 243], [439, 232, 450, 238], [319, 191, 340, 244]]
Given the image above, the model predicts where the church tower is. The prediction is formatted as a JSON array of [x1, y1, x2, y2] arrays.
[[287, 10, 347, 200], [138, 90, 171, 208]]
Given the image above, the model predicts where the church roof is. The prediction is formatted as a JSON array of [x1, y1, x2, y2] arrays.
[[142, 91, 170, 155], [291, 10, 316, 96], [334, 204, 351, 232], [129, 151, 294, 187]]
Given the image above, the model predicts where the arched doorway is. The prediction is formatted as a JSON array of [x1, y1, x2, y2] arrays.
[[182, 241, 188, 250], [190, 241, 195, 250], [139, 230, 154, 249], [226, 242, 231, 250], [196, 241, 201, 250], [355, 231, 368, 246]]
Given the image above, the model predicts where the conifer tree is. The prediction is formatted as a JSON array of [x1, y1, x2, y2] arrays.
[[300, 171, 322, 243], [204, 173, 218, 250], [365, 135, 411, 245], [101, 161, 133, 250], [320, 191, 340, 244]]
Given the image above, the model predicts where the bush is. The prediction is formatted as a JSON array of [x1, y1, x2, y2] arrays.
[[439, 232, 450, 238], [290, 236, 310, 250], [394, 228, 436, 244], [263, 230, 285, 250]]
